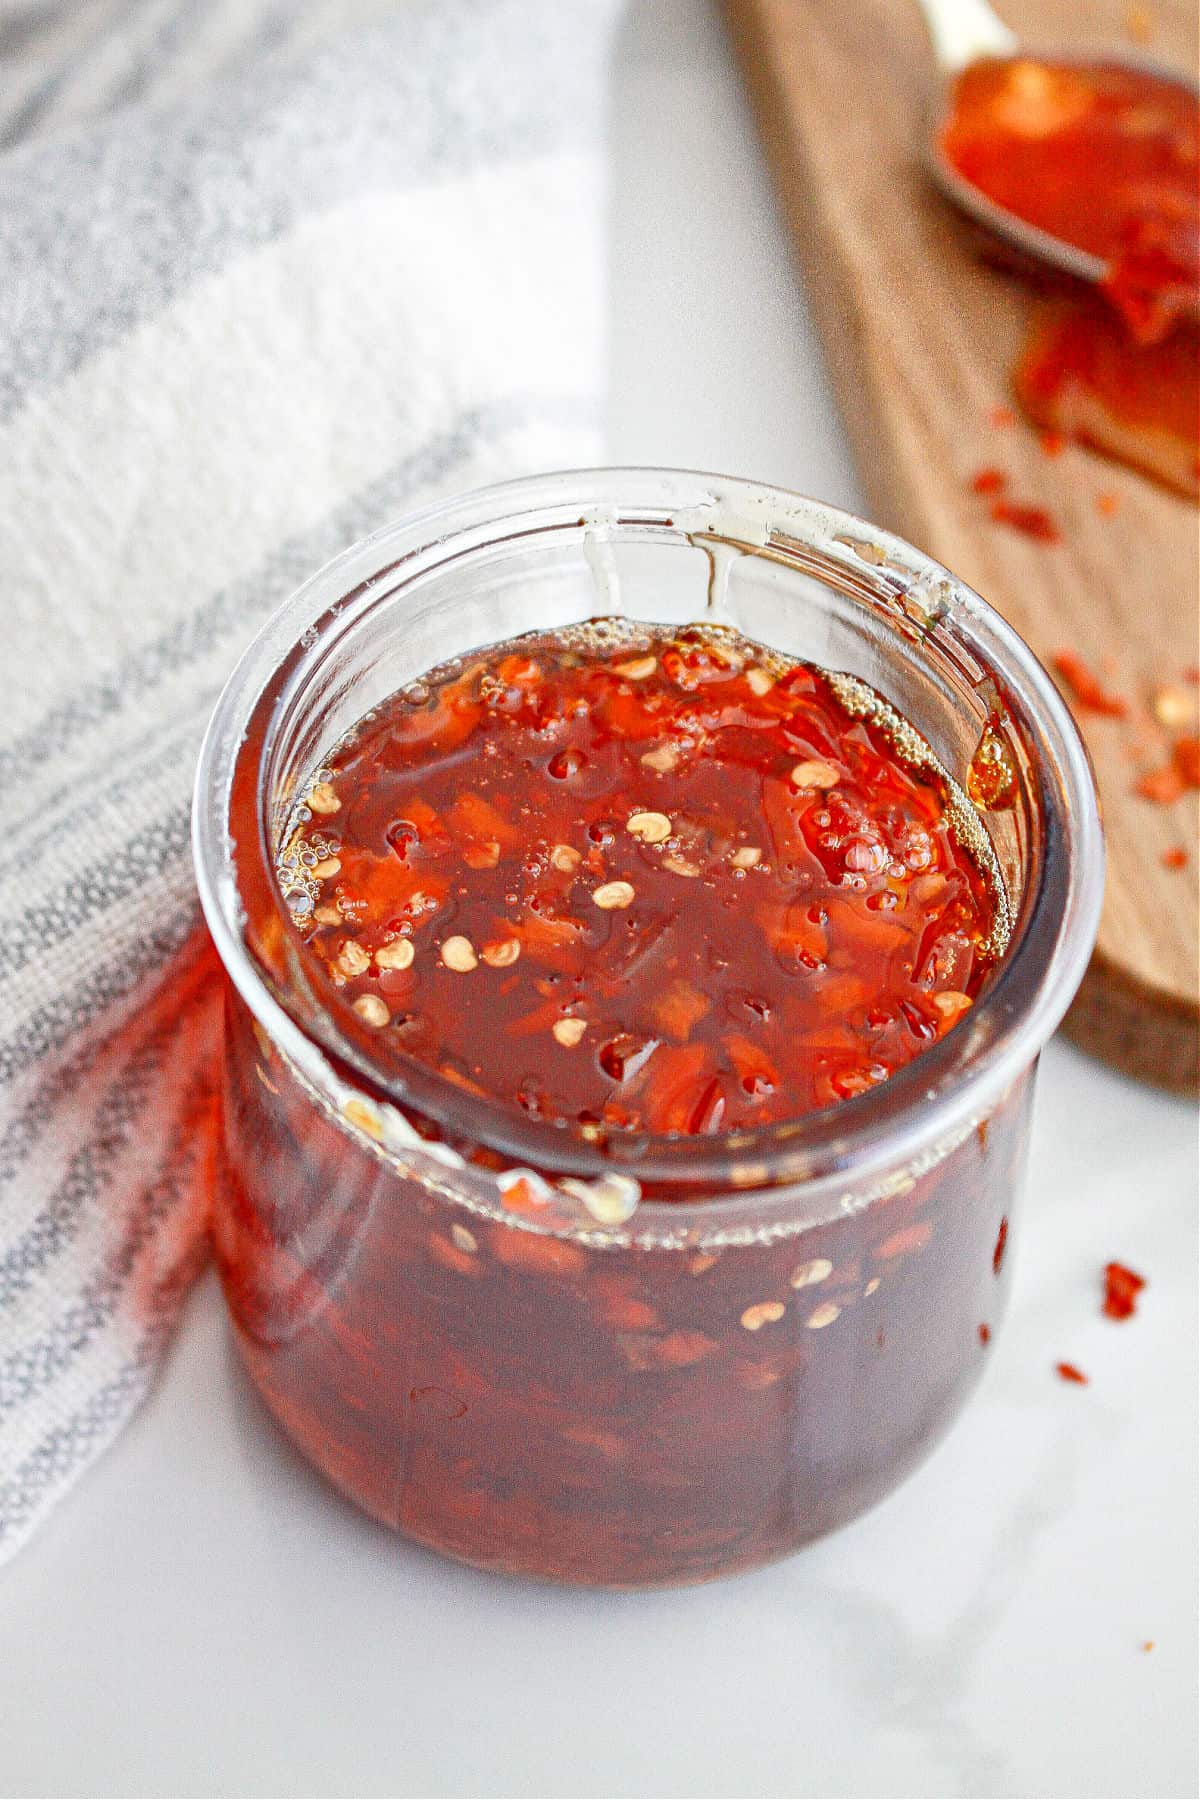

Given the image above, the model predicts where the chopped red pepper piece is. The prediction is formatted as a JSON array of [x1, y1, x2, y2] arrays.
[[1103, 1260, 1146, 1320], [989, 499, 1062, 544], [1135, 764, 1185, 804], [1052, 650, 1128, 717], [1174, 735, 1200, 788]]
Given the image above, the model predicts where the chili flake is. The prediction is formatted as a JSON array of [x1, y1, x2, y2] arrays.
[[1103, 1260, 1146, 1320], [1052, 651, 1128, 718], [1174, 735, 1200, 787], [989, 499, 1062, 544], [1135, 764, 1184, 804], [1055, 1360, 1089, 1384]]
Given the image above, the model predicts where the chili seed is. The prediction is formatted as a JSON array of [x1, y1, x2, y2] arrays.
[[441, 935, 478, 972], [1153, 685, 1192, 728], [792, 760, 839, 789], [308, 782, 341, 814], [864, 1277, 880, 1296], [337, 940, 371, 978], [550, 843, 582, 872], [593, 880, 636, 910], [627, 810, 672, 843], [553, 1017, 588, 1047], [740, 1300, 786, 1331], [731, 846, 762, 869], [451, 1223, 478, 1254], [641, 744, 679, 774], [845, 840, 887, 875], [662, 854, 701, 878], [790, 1257, 832, 1289], [481, 938, 521, 968], [745, 667, 774, 696], [342, 1097, 384, 1138], [353, 994, 390, 1028], [375, 939, 415, 971], [310, 856, 342, 879], [614, 655, 656, 680], [314, 905, 342, 925], [806, 1301, 841, 1329]]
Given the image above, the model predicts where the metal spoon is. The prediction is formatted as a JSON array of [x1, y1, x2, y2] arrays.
[[917, 0, 1198, 296]]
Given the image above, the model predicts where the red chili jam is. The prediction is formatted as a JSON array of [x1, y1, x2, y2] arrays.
[[940, 56, 1200, 495], [280, 624, 1006, 1138], [214, 622, 1024, 1587], [939, 57, 1199, 340]]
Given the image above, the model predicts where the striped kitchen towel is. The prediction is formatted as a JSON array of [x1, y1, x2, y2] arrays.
[[0, 0, 618, 1562]]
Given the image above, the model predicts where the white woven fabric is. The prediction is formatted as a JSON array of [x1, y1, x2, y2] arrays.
[[0, 0, 617, 1561]]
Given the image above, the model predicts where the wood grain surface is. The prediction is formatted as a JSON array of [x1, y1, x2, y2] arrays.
[[723, 0, 1199, 1091]]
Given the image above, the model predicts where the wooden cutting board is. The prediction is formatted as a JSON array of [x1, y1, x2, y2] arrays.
[[722, 0, 1199, 1093]]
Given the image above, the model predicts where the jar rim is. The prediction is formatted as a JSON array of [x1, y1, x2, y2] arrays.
[[192, 468, 1104, 1216]]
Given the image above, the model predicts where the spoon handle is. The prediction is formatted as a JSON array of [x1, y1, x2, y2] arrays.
[[915, 0, 1017, 73]]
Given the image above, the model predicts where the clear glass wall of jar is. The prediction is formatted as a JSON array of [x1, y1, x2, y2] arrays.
[[194, 471, 1103, 1587]]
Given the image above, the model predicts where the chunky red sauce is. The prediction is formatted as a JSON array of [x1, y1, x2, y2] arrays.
[[282, 624, 1005, 1142], [940, 56, 1200, 495]]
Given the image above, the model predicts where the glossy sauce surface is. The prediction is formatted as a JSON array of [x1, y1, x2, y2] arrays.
[[282, 624, 1004, 1143]]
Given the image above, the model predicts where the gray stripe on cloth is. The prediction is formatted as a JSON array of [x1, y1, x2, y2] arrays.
[[0, 1002, 197, 1307], [0, 1064, 217, 1415], [0, 898, 200, 1087], [0, 1359, 157, 1552], [0, 803, 195, 984], [0, 0, 615, 418]]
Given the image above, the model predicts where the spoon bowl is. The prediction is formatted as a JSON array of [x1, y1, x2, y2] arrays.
[[917, 0, 1200, 315]]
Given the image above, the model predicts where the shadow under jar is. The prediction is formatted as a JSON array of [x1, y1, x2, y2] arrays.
[[193, 470, 1103, 1588]]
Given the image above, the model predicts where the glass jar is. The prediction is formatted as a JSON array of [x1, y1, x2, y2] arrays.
[[193, 470, 1103, 1588]]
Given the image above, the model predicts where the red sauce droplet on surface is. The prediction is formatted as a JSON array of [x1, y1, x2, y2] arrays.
[[989, 498, 1062, 544], [1162, 845, 1188, 870], [1056, 1360, 1089, 1384], [1103, 1260, 1147, 1320], [992, 1215, 1009, 1276], [989, 403, 1016, 428], [1052, 650, 1128, 717], [1096, 491, 1121, 517], [971, 465, 1008, 494], [978, 1322, 992, 1345]]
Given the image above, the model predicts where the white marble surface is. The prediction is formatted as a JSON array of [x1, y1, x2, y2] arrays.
[[1, 5, 1196, 1796]]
